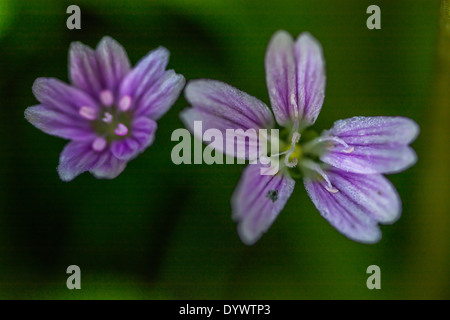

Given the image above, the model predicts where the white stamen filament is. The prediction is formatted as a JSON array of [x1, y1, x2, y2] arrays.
[[284, 132, 301, 168], [282, 94, 302, 168], [290, 94, 300, 134], [301, 159, 339, 193], [304, 135, 354, 154]]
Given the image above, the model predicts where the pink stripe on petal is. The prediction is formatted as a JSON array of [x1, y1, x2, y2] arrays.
[[320, 116, 419, 174], [119, 46, 169, 99], [58, 141, 103, 181], [96, 36, 131, 91], [304, 169, 401, 243], [265, 31, 326, 126], [25, 105, 94, 141]]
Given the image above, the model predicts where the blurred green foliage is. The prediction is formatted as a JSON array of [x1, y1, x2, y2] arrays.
[[0, 0, 448, 299]]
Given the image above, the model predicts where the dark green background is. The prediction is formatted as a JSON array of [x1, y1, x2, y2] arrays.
[[1, 0, 448, 299]]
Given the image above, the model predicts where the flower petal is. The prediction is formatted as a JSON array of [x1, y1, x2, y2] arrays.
[[119, 46, 169, 101], [32, 78, 100, 116], [320, 116, 419, 174], [232, 164, 295, 245], [69, 37, 131, 99], [294, 32, 326, 125], [69, 41, 103, 98], [181, 79, 274, 159], [95, 36, 131, 92], [25, 105, 94, 141], [304, 169, 401, 243], [58, 141, 128, 181], [58, 141, 103, 181], [265, 31, 326, 126], [134, 70, 185, 120], [265, 30, 296, 126], [110, 117, 158, 160], [89, 152, 127, 180]]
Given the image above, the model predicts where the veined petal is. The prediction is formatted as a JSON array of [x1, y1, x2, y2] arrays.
[[134, 70, 185, 119], [304, 169, 401, 243], [265, 30, 296, 126], [320, 116, 419, 174], [321, 145, 417, 175], [25, 105, 95, 141], [181, 79, 275, 160], [294, 32, 326, 125], [69, 41, 103, 98], [89, 152, 127, 180], [110, 117, 158, 161], [265, 31, 326, 126], [32, 78, 100, 116], [95, 36, 131, 92], [58, 141, 128, 181], [327, 116, 419, 145], [184, 80, 274, 130], [69, 37, 131, 98], [58, 141, 103, 181], [232, 164, 295, 245], [119, 46, 169, 101]]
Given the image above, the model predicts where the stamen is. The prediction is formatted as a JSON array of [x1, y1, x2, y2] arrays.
[[92, 137, 107, 152], [102, 112, 113, 123], [290, 94, 300, 134], [114, 123, 128, 136], [306, 136, 354, 153], [79, 106, 97, 120], [301, 159, 339, 193], [100, 90, 114, 106], [325, 185, 339, 193], [280, 95, 302, 168], [118, 95, 132, 111], [284, 132, 301, 168]]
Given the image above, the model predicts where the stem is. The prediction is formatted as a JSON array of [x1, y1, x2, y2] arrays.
[[409, 0, 450, 299]]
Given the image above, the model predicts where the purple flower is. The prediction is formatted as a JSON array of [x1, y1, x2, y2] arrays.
[[25, 37, 185, 181], [181, 30, 419, 245]]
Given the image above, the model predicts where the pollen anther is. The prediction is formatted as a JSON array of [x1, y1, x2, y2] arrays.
[[92, 137, 107, 152], [79, 106, 97, 120], [100, 90, 114, 106], [102, 112, 113, 123], [114, 123, 129, 136], [119, 95, 132, 111]]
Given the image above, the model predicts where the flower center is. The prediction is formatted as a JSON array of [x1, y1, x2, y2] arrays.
[[285, 143, 302, 163], [77, 90, 133, 151], [270, 94, 342, 193]]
